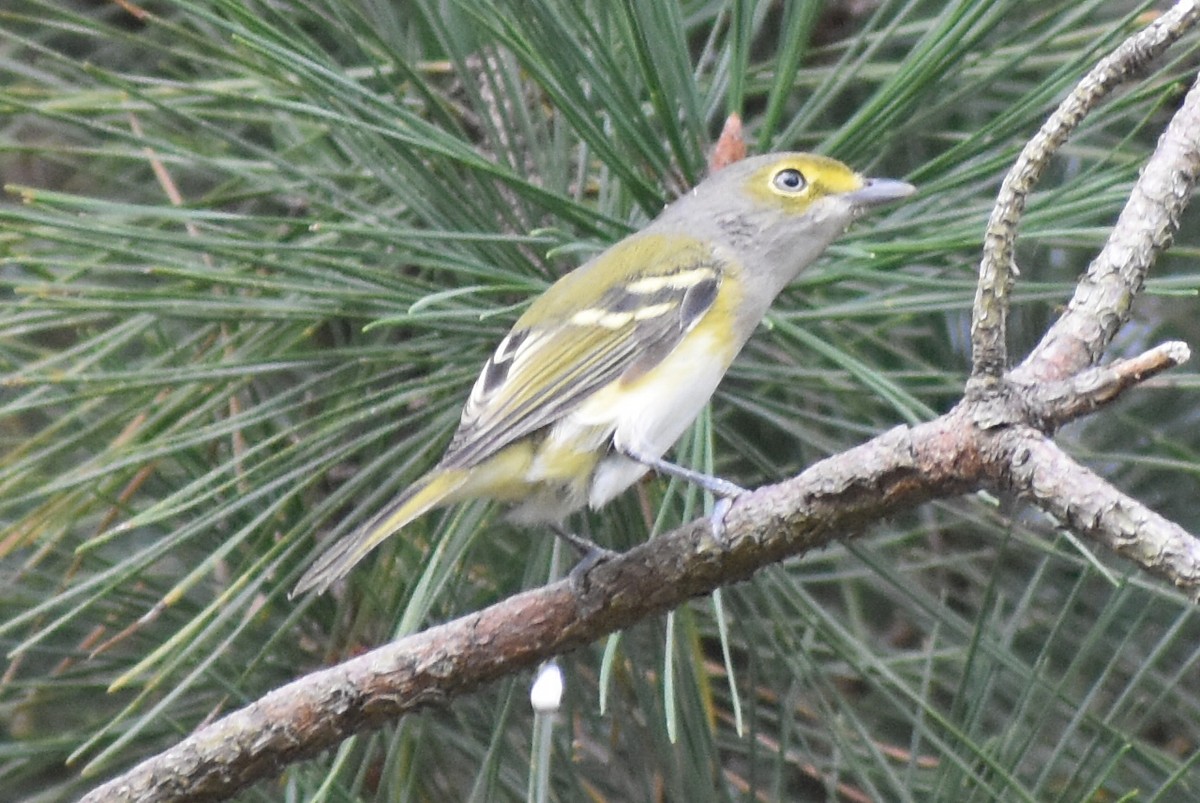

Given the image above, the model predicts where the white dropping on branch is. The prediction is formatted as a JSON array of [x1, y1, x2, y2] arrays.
[[530, 661, 565, 714]]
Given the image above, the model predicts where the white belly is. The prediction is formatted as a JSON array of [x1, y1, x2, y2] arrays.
[[558, 328, 734, 508]]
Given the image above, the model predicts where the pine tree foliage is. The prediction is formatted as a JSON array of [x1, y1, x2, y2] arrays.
[[2, 1, 1200, 800]]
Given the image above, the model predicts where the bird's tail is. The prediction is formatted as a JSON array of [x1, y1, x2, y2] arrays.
[[292, 467, 469, 596]]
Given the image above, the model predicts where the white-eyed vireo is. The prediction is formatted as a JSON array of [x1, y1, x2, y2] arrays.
[[294, 152, 914, 595]]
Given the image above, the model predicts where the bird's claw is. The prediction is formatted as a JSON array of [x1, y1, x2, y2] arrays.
[[707, 495, 737, 549]]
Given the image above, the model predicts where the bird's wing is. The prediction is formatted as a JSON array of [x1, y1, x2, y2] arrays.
[[440, 235, 724, 468]]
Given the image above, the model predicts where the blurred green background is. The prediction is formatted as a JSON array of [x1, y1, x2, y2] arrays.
[[2, 1, 1200, 800]]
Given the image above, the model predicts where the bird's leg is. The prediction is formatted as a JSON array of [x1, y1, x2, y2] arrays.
[[620, 447, 747, 497], [549, 523, 617, 595], [548, 523, 605, 557], [619, 446, 745, 545]]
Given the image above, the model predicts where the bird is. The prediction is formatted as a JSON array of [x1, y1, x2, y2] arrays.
[[293, 152, 914, 595]]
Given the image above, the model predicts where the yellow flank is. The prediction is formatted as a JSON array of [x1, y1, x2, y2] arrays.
[[529, 437, 602, 485], [452, 440, 537, 500], [463, 424, 604, 489], [457, 428, 606, 523], [448, 436, 599, 497]]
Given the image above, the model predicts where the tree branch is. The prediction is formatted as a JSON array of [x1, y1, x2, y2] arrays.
[[77, 414, 978, 803], [1025, 340, 1191, 428], [970, 0, 1200, 378], [79, 362, 1200, 801], [1004, 432, 1200, 596], [1014, 61, 1200, 382]]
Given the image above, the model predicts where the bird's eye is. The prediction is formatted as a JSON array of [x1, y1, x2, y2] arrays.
[[772, 168, 806, 193]]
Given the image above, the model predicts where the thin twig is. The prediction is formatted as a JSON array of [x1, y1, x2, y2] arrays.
[[970, 0, 1200, 379], [1014, 69, 1200, 382], [1024, 340, 1191, 427]]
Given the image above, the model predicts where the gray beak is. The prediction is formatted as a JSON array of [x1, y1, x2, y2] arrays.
[[845, 177, 916, 208]]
